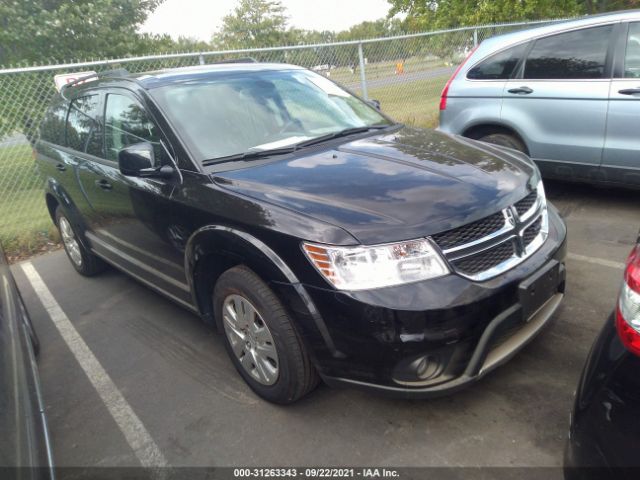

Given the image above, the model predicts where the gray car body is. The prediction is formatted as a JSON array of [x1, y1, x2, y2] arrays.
[[438, 10, 640, 187], [0, 245, 54, 478]]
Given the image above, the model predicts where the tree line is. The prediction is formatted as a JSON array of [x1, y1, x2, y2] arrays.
[[2, 0, 638, 67], [389, 0, 640, 30]]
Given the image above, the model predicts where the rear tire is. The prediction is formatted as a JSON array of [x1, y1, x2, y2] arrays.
[[55, 207, 106, 276], [477, 132, 527, 153], [214, 265, 318, 404]]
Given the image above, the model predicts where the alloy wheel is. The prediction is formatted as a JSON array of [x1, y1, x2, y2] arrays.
[[222, 294, 279, 386], [59, 216, 82, 267]]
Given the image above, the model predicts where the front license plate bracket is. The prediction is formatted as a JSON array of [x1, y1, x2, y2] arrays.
[[519, 260, 561, 321]]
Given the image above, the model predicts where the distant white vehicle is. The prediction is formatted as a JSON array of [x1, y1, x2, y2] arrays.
[[311, 64, 336, 77]]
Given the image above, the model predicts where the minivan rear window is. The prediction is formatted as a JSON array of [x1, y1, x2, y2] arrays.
[[467, 43, 528, 80], [66, 95, 101, 154], [523, 25, 613, 80], [39, 103, 68, 145]]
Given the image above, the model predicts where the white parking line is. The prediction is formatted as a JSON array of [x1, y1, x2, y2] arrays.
[[567, 253, 625, 270], [20, 262, 168, 470]]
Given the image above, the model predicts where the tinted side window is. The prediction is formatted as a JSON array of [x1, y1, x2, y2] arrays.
[[467, 43, 528, 80], [39, 103, 68, 145], [104, 94, 165, 164], [624, 23, 640, 78], [523, 25, 613, 80], [66, 95, 101, 154]]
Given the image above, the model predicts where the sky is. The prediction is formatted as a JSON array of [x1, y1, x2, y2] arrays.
[[141, 0, 393, 41]]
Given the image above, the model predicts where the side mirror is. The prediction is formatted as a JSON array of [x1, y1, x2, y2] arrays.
[[118, 142, 155, 176], [368, 99, 381, 111], [118, 142, 173, 179]]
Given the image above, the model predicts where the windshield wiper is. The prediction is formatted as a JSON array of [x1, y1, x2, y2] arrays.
[[203, 146, 298, 166], [202, 124, 394, 166], [295, 124, 392, 149]]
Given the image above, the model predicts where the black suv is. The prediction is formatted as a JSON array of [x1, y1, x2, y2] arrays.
[[36, 62, 567, 403]]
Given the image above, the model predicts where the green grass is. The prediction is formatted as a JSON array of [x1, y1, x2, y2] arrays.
[[329, 57, 446, 86], [0, 142, 55, 259], [364, 74, 450, 129]]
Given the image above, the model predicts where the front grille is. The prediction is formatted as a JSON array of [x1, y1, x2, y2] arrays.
[[451, 241, 515, 275], [514, 190, 537, 217], [431, 187, 547, 281], [523, 216, 542, 247], [431, 211, 505, 250]]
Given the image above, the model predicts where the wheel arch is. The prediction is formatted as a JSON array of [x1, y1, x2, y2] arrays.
[[462, 123, 530, 155], [184, 225, 338, 355], [45, 180, 93, 251], [45, 192, 59, 223]]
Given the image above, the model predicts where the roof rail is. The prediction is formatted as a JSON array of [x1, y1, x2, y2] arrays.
[[98, 68, 131, 78], [214, 57, 258, 64]]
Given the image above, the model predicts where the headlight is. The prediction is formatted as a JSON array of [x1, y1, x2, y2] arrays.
[[302, 239, 449, 291]]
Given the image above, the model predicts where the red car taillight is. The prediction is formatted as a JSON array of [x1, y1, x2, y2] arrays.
[[439, 45, 478, 111], [616, 244, 640, 356]]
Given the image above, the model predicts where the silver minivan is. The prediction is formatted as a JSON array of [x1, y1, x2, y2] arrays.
[[438, 10, 640, 187]]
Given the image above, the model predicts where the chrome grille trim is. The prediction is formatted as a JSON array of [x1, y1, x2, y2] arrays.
[[519, 194, 543, 223], [431, 188, 549, 282], [441, 210, 513, 256], [432, 211, 507, 251], [514, 189, 538, 219]]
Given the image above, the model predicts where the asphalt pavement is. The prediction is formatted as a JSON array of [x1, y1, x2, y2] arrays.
[[11, 180, 639, 474]]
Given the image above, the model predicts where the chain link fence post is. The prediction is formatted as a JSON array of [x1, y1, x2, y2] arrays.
[[357, 42, 369, 100], [473, 29, 479, 47]]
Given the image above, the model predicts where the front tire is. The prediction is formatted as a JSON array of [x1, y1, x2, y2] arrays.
[[55, 207, 106, 276], [214, 266, 318, 404]]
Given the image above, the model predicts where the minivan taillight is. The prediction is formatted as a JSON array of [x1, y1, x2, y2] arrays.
[[616, 244, 640, 356], [439, 45, 478, 111]]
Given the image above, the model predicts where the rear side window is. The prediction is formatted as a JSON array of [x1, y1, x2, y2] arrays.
[[467, 43, 528, 80], [624, 22, 640, 78], [523, 25, 613, 80], [39, 103, 68, 145], [104, 93, 165, 164], [66, 95, 102, 155]]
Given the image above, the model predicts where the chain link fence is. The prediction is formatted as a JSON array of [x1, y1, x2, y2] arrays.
[[0, 18, 567, 255]]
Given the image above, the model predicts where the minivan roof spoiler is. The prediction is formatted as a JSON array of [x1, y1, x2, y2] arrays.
[[59, 68, 130, 98]]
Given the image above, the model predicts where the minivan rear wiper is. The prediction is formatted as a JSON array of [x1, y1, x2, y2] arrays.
[[203, 146, 298, 166], [295, 124, 391, 149]]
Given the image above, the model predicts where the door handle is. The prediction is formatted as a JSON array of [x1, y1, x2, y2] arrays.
[[95, 179, 113, 191], [508, 86, 533, 95], [618, 88, 640, 95], [55, 163, 66, 172]]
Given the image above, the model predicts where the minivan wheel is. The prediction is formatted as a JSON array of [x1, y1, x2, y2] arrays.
[[55, 207, 106, 276], [214, 266, 318, 404], [477, 133, 527, 153]]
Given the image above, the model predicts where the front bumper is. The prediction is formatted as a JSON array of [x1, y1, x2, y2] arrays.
[[323, 290, 563, 398], [277, 205, 567, 398]]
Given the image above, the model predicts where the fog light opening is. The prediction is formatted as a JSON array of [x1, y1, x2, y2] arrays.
[[415, 355, 439, 380]]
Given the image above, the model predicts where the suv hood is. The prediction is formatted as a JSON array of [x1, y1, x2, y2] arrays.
[[212, 127, 537, 245]]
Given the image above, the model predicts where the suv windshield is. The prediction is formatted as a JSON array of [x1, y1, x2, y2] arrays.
[[151, 69, 392, 163]]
